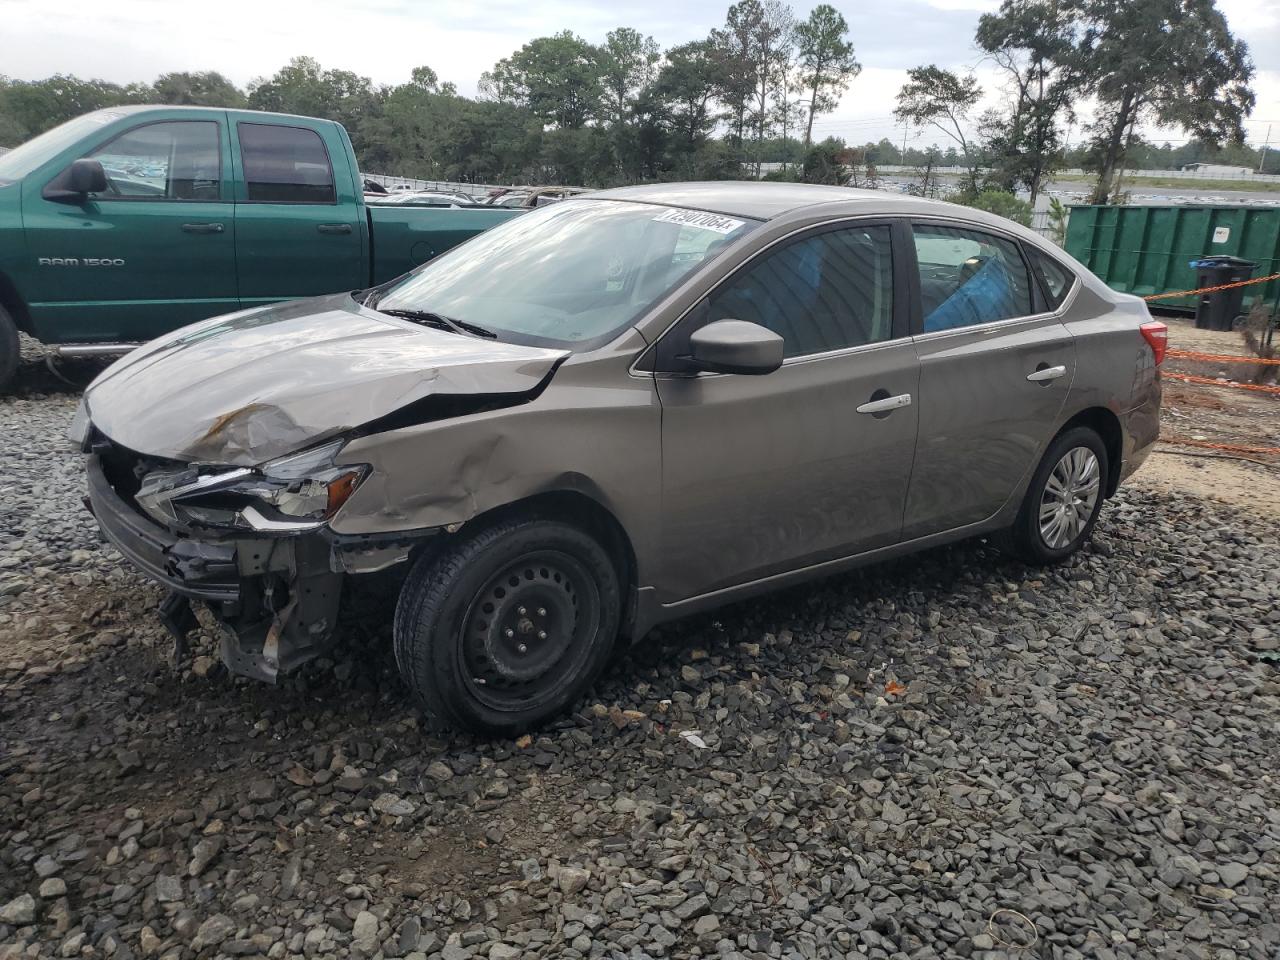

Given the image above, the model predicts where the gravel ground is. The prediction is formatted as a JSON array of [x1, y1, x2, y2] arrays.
[[2, 348, 1279, 960]]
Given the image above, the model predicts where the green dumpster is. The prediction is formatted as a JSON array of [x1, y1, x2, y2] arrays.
[[1063, 205, 1280, 313]]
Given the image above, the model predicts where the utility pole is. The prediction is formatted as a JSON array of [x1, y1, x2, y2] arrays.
[[1258, 125, 1272, 174], [901, 123, 908, 165]]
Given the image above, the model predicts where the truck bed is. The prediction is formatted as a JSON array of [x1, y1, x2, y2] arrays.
[[368, 206, 523, 286]]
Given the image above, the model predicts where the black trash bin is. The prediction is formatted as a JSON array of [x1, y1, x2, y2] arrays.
[[1189, 255, 1257, 331]]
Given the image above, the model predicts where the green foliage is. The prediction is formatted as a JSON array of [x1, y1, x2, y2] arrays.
[[894, 66, 983, 190], [152, 71, 245, 107], [955, 189, 1034, 227], [1046, 196, 1068, 244], [801, 140, 848, 185], [975, 0, 1077, 203], [794, 4, 860, 147], [0, 74, 144, 142], [480, 32, 603, 130], [1071, 0, 1254, 203]]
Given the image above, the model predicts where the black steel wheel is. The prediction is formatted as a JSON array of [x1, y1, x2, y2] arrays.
[[394, 517, 621, 736]]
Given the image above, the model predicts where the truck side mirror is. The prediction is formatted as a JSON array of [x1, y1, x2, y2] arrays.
[[69, 159, 108, 194], [43, 158, 108, 203]]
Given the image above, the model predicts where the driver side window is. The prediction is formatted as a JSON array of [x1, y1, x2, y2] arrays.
[[701, 224, 894, 359], [88, 121, 221, 201]]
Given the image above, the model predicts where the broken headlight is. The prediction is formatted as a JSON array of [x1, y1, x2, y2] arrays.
[[136, 440, 368, 533]]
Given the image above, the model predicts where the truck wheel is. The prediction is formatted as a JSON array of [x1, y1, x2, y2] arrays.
[[1001, 426, 1108, 565], [394, 517, 621, 737], [0, 304, 18, 393]]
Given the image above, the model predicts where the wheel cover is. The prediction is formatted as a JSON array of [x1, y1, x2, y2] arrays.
[[1039, 446, 1101, 549], [460, 549, 600, 711]]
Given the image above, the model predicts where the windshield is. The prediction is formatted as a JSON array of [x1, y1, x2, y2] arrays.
[[372, 198, 758, 348], [0, 111, 127, 184]]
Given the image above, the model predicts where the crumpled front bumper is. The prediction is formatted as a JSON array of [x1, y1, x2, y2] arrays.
[[85, 453, 344, 682]]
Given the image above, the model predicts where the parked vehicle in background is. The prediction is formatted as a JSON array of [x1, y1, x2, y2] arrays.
[[368, 191, 480, 207], [0, 105, 520, 390], [485, 186, 590, 208], [75, 182, 1162, 736]]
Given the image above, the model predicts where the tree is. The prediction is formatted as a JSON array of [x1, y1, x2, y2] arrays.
[[894, 66, 983, 192], [709, 4, 762, 147], [0, 74, 139, 141], [745, 1, 795, 175], [599, 28, 660, 127], [247, 57, 386, 162], [957, 189, 1034, 226], [1071, 0, 1254, 204], [598, 28, 660, 178], [801, 138, 848, 184], [151, 71, 246, 107], [654, 41, 722, 151], [976, 0, 1079, 204], [480, 32, 602, 130], [793, 4, 860, 147]]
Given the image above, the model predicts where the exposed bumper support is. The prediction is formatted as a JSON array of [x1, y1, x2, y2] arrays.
[[85, 453, 344, 682]]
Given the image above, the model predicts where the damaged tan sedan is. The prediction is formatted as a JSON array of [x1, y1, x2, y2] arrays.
[[75, 183, 1162, 735]]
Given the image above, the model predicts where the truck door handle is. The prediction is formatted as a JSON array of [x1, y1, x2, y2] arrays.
[[856, 392, 912, 415], [317, 223, 353, 235], [181, 222, 224, 234], [1026, 364, 1067, 383]]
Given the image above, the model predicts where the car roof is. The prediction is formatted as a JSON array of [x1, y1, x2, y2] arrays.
[[590, 181, 952, 220], [585, 181, 1074, 262]]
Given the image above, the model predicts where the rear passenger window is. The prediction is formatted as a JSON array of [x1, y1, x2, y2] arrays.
[[238, 123, 336, 203], [1028, 249, 1075, 308], [912, 224, 1032, 332], [704, 225, 894, 359]]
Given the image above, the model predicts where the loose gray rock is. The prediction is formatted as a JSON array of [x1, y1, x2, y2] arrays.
[[0, 894, 36, 925]]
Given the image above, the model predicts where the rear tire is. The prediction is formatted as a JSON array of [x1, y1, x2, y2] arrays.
[[394, 517, 621, 737], [1002, 426, 1108, 565], [0, 305, 19, 393]]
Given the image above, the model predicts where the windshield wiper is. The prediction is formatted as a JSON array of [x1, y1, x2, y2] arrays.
[[375, 307, 498, 339]]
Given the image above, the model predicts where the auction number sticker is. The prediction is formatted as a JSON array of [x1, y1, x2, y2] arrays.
[[652, 208, 746, 234]]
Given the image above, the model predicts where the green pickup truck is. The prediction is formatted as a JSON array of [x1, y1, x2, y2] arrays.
[[0, 105, 519, 389]]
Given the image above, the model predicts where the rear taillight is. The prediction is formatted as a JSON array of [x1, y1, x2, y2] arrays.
[[1140, 320, 1168, 366]]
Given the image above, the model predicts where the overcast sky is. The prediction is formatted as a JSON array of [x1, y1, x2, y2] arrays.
[[4, 0, 1279, 150]]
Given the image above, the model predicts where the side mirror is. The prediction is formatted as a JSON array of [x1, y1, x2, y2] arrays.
[[43, 158, 107, 203], [683, 319, 784, 376], [69, 159, 108, 194]]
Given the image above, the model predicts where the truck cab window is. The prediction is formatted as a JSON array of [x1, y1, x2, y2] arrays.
[[238, 124, 336, 203], [89, 121, 220, 200]]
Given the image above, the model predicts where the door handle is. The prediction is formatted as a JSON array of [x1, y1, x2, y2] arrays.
[[856, 393, 912, 415], [181, 222, 224, 234], [317, 223, 353, 235], [1026, 364, 1067, 383]]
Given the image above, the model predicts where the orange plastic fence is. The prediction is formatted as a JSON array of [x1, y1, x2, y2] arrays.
[[1143, 272, 1280, 302], [1163, 436, 1280, 457], [1163, 371, 1280, 396], [1167, 349, 1280, 366]]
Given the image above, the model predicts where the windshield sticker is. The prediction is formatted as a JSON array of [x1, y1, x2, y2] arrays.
[[652, 208, 746, 235]]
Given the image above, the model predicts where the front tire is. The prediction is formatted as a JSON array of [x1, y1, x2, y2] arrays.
[[1003, 426, 1108, 565], [0, 305, 19, 393], [394, 517, 621, 737]]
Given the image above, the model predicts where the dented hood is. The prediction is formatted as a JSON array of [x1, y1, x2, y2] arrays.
[[84, 293, 568, 466]]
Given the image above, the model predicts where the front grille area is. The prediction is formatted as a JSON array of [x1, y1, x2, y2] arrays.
[[93, 432, 189, 510]]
